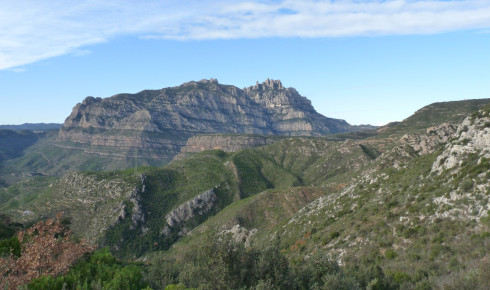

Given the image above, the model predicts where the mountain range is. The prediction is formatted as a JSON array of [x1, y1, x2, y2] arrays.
[[57, 78, 372, 163], [0, 79, 374, 181], [0, 80, 489, 289]]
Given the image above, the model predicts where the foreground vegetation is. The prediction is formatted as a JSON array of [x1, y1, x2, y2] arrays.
[[2, 224, 487, 289]]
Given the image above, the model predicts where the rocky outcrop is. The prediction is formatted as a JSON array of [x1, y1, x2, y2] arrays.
[[128, 175, 146, 231], [161, 189, 217, 236], [221, 224, 257, 247], [400, 123, 458, 156], [432, 111, 490, 174], [58, 79, 360, 165], [173, 134, 280, 160], [13, 172, 145, 243]]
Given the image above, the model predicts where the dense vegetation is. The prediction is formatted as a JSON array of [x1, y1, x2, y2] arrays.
[[28, 249, 147, 290], [149, 235, 489, 289]]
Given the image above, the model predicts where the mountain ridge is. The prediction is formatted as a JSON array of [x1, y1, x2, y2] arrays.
[[57, 79, 373, 165], [0, 123, 62, 131]]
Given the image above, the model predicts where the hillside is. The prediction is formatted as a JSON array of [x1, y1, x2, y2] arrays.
[[0, 123, 62, 131], [3, 136, 376, 257], [146, 106, 489, 289], [378, 98, 490, 137], [0, 99, 489, 289], [0, 130, 40, 163]]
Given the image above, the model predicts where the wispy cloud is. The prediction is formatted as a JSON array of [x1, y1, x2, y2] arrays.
[[1, 0, 490, 70]]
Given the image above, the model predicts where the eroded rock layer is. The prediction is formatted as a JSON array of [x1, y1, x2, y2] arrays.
[[58, 79, 361, 163]]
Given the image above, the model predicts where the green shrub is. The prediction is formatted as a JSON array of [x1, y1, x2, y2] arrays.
[[385, 249, 397, 259], [0, 236, 21, 257], [28, 249, 147, 289], [330, 231, 340, 239], [461, 180, 474, 192]]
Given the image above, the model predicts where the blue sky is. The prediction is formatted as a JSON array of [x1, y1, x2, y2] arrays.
[[1, 0, 490, 126]]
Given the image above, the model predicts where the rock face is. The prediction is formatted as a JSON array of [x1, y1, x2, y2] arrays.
[[221, 224, 257, 248], [58, 79, 358, 164], [172, 134, 280, 160], [432, 111, 490, 174], [400, 123, 458, 156], [161, 188, 217, 236]]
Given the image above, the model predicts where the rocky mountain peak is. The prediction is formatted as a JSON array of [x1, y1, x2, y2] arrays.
[[246, 78, 284, 91], [57, 79, 357, 165], [197, 78, 219, 84], [264, 78, 283, 89], [81, 96, 102, 106]]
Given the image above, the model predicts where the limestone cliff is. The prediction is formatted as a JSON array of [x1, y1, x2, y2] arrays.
[[161, 189, 217, 237], [58, 79, 359, 164]]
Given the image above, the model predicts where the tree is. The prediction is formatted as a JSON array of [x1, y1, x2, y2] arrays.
[[0, 212, 94, 289]]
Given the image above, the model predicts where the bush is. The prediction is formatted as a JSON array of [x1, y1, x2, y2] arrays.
[[28, 248, 147, 289], [0, 236, 21, 257], [0, 213, 94, 289], [461, 180, 474, 192], [330, 231, 341, 240], [177, 235, 291, 289], [385, 249, 397, 259]]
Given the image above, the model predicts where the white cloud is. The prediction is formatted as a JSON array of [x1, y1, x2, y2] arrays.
[[1, 0, 490, 70]]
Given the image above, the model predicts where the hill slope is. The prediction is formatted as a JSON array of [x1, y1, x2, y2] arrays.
[[1, 98, 489, 289], [148, 106, 490, 289]]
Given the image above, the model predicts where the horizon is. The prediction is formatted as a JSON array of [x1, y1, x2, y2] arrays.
[[1, 78, 488, 127], [1, 0, 490, 126]]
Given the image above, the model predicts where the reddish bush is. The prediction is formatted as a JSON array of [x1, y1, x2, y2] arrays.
[[0, 213, 94, 289]]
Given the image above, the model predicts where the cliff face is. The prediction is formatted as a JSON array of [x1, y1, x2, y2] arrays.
[[61, 78, 351, 135], [58, 79, 355, 163]]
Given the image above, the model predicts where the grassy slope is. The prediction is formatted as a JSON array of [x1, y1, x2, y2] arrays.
[[0, 130, 40, 163], [149, 137, 383, 263], [378, 98, 490, 137]]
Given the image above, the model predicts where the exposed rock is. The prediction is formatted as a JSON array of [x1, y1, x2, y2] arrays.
[[432, 111, 490, 174], [161, 189, 217, 236], [399, 123, 458, 156], [129, 175, 146, 230], [13, 172, 143, 243], [58, 79, 359, 165], [221, 224, 258, 247]]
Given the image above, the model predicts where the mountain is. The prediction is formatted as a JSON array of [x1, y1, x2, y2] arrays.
[[0, 123, 62, 131], [1, 99, 489, 288], [1, 79, 375, 183], [0, 130, 40, 164], [57, 78, 371, 165]]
